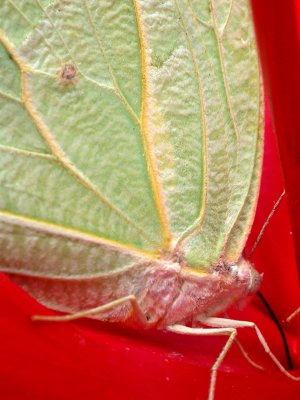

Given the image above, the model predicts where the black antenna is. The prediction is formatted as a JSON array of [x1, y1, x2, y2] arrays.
[[248, 190, 294, 369], [257, 291, 293, 369]]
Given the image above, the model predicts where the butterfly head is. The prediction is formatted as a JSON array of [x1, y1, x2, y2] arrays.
[[233, 258, 262, 295]]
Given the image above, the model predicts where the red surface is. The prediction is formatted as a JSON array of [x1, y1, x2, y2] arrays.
[[251, 0, 300, 275], [1, 3, 300, 400]]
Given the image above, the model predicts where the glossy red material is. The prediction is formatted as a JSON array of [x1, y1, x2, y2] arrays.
[[1, 4, 300, 400], [251, 0, 300, 276]]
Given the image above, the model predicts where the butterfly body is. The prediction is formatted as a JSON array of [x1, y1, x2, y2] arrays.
[[8, 254, 260, 329]]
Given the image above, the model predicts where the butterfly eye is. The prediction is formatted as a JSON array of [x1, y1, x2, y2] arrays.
[[59, 63, 77, 84]]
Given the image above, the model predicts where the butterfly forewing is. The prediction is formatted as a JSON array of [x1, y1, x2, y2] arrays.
[[0, 0, 262, 296]]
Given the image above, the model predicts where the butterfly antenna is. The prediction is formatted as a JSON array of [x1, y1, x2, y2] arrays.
[[247, 190, 293, 369], [257, 291, 294, 369], [248, 190, 285, 259]]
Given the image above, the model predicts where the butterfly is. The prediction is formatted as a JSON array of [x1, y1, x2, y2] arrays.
[[0, 1, 298, 399]]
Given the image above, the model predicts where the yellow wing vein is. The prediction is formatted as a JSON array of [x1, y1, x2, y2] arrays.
[[0, 211, 158, 260], [223, 65, 263, 259], [0, 32, 158, 247], [8, 0, 62, 63], [35, 0, 80, 65], [0, 144, 54, 160], [34, 0, 137, 122], [185, 0, 241, 250], [179, 0, 234, 249], [0, 88, 21, 103], [0, 180, 115, 233], [83, 0, 140, 125], [132, 0, 172, 249], [172, 0, 208, 244], [210, 0, 240, 145], [209, 0, 262, 255], [27, 67, 119, 98], [220, 0, 234, 37], [186, 0, 212, 29]]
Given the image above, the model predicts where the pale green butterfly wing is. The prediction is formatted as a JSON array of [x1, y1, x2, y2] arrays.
[[137, 0, 263, 268], [0, 0, 262, 283], [170, 0, 263, 266]]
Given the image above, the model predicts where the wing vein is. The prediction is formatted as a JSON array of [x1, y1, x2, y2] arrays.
[[223, 64, 263, 257], [0, 88, 21, 103], [0, 144, 54, 160], [34, 0, 139, 124], [186, 0, 212, 29], [82, 0, 140, 125], [172, 0, 208, 244], [210, 0, 240, 145], [0, 32, 157, 247], [8, 0, 62, 63], [0, 211, 158, 260], [133, 0, 172, 249], [220, 0, 234, 36]]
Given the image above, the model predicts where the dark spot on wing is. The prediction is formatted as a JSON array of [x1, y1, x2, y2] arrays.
[[59, 63, 77, 84]]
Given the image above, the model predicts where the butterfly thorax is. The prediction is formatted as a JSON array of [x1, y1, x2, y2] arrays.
[[158, 258, 261, 327]]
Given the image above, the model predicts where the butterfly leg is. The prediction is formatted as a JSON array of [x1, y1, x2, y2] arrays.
[[166, 324, 237, 400], [286, 306, 300, 322], [32, 294, 148, 325], [232, 337, 264, 370], [197, 316, 300, 381]]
